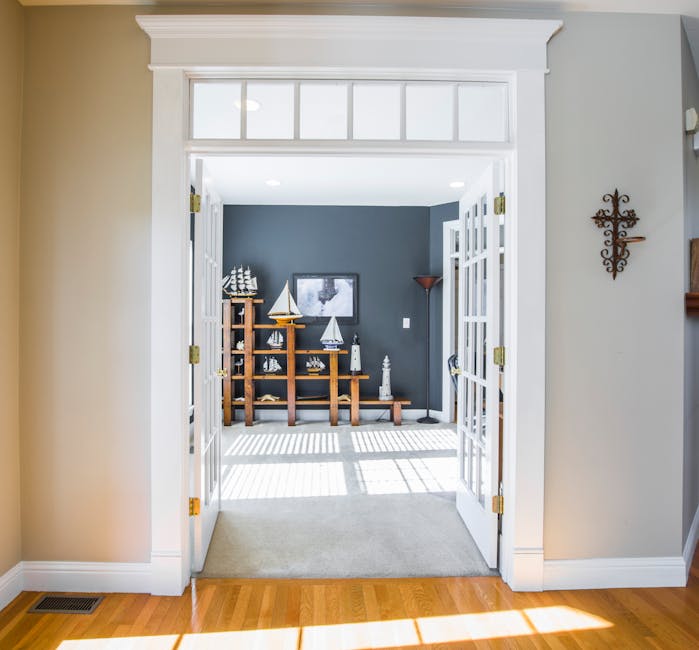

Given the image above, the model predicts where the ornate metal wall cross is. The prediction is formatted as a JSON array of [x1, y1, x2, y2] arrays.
[[591, 189, 640, 279]]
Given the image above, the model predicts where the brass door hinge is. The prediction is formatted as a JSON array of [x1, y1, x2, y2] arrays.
[[494, 193, 506, 215], [492, 495, 504, 515], [189, 345, 200, 364], [190, 193, 201, 213], [493, 346, 505, 368], [189, 497, 201, 516]]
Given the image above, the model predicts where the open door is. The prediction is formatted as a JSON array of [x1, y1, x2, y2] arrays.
[[456, 163, 504, 569], [190, 159, 224, 573]]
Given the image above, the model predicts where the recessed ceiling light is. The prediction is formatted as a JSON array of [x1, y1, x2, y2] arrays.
[[449, 181, 465, 189], [234, 99, 261, 112], [265, 179, 281, 187]]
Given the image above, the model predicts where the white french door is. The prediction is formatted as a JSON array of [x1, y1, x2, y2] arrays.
[[190, 159, 223, 572], [456, 163, 504, 569]]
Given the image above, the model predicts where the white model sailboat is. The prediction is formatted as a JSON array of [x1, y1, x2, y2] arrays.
[[267, 330, 284, 349], [268, 281, 302, 323], [222, 265, 259, 297], [306, 356, 326, 374], [262, 356, 282, 374], [320, 316, 343, 350]]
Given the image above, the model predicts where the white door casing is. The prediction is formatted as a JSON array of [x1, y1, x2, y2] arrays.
[[139, 15, 557, 594], [456, 165, 503, 568], [442, 220, 460, 422], [191, 160, 223, 573]]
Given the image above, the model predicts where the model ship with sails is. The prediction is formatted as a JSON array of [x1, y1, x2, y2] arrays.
[[267, 330, 284, 349], [320, 316, 343, 350], [306, 356, 326, 374], [222, 265, 258, 297], [262, 356, 282, 374], [268, 281, 303, 323]]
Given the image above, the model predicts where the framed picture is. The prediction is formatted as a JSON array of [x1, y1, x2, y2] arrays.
[[293, 273, 358, 325]]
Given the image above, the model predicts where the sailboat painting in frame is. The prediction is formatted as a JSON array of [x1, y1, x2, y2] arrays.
[[293, 273, 358, 325]]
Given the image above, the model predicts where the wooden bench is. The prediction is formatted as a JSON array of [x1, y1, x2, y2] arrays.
[[354, 398, 411, 426]]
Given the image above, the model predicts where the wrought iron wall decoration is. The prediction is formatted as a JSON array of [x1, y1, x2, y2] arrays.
[[591, 189, 645, 279]]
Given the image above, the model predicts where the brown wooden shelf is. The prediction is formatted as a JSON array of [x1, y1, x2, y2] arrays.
[[223, 297, 376, 427], [231, 323, 306, 330], [229, 298, 264, 304], [686, 293, 699, 315]]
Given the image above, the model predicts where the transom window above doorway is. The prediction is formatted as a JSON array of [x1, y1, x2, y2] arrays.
[[190, 79, 509, 143]]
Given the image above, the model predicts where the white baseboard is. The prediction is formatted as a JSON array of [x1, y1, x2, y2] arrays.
[[684, 503, 699, 579], [238, 408, 450, 424], [543, 556, 687, 590], [22, 561, 152, 594], [0, 563, 23, 612], [507, 547, 544, 591]]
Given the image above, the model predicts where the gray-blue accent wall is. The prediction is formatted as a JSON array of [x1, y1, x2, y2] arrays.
[[224, 202, 457, 413]]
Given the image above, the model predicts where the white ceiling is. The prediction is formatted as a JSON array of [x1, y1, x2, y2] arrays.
[[198, 155, 493, 206]]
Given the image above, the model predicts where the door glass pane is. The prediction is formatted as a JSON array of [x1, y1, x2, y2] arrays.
[[482, 324, 487, 381], [353, 84, 400, 140], [405, 84, 454, 140], [300, 82, 348, 139], [458, 83, 508, 142], [191, 81, 241, 139], [480, 385, 487, 441], [246, 82, 294, 139], [478, 447, 486, 505]]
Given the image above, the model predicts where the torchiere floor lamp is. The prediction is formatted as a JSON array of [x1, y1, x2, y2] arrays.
[[414, 275, 443, 424]]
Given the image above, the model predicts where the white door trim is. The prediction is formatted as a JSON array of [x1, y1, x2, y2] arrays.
[[442, 219, 459, 422], [138, 14, 560, 595]]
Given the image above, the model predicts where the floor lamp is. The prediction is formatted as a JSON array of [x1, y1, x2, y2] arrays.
[[414, 275, 443, 424]]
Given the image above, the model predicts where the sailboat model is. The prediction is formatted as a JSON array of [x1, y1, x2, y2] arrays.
[[267, 330, 284, 349], [320, 316, 343, 350], [222, 265, 259, 297], [262, 356, 283, 374], [267, 281, 302, 324]]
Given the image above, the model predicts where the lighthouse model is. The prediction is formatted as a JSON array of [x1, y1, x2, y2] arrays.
[[349, 333, 362, 375], [379, 355, 393, 401]]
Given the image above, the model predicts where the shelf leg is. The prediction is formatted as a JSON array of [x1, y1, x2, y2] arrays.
[[392, 402, 402, 426], [350, 377, 360, 426], [223, 299, 232, 426], [244, 298, 254, 426], [329, 351, 339, 426], [287, 324, 296, 426]]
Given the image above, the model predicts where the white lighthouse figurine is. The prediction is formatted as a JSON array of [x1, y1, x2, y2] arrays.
[[379, 355, 393, 401], [350, 333, 362, 375]]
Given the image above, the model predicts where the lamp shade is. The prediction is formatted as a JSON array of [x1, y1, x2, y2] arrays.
[[413, 275, 442, 290]]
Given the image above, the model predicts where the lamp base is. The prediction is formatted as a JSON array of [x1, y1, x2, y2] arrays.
[[417, 415, 440, 424]]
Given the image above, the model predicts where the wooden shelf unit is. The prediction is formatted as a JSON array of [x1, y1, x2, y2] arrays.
[[223, 297, 369, 427]]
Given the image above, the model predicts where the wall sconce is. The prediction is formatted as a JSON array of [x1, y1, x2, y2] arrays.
[[591, 189, 645, 279], [686, 108, 699, 152]]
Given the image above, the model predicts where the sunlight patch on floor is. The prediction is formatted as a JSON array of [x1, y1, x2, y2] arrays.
[[351, 428, 456, 453], [221, 461, 347, 499], [355, 457, 455, 494], [225, 431, 340, 457], [56, 606, 613, 649]]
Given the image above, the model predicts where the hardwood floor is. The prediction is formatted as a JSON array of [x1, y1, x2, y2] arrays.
[[1, 548, 698, 649]]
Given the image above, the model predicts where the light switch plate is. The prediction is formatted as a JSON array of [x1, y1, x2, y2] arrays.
[[403, 318, 410, 329]]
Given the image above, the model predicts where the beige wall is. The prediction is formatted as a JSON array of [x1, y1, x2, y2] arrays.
[[20, 7, 152, 562], [0, 0, 24, 577], [17, 6, 689, 564], [546, 13, 685, 558]]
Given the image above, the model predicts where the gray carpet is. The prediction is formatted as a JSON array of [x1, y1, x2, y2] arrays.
[[197, 421, 496, 578]]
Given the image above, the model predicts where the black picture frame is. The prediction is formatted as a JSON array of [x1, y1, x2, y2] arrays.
[[293, 273, 359, 325]]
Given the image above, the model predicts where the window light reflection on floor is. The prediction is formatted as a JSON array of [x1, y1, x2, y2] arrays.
[[56, 606, 613, 650], [351, 428, 456, 453], [221, 461, 347, 499], [225, 431, 340, 457], [355, 457, 455, 494]]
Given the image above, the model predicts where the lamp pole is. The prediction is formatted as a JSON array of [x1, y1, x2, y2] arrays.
[[414, 275, 442, 424]]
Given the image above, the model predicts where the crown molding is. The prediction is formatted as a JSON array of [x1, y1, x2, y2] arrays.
[[135, 14, 561, 42]]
